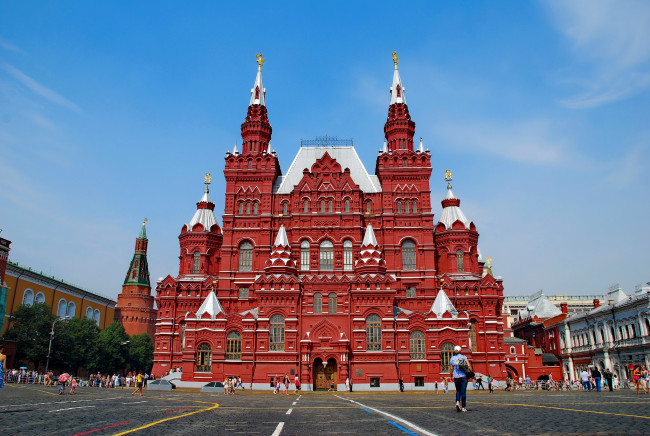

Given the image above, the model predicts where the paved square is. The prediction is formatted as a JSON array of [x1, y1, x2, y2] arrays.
[[1, 384, 649, 435]]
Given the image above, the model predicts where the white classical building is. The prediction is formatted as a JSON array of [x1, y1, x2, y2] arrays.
[[557, 284, 650, 383]]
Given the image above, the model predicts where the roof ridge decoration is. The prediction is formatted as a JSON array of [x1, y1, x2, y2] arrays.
[[390, 51, 406, 105], [430, 287, 458, 318], [196, 290, 224, 319], [250, 53, 266, 106]]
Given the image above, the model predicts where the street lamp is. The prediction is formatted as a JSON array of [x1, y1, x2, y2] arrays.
[[45, 316, 70, 374]]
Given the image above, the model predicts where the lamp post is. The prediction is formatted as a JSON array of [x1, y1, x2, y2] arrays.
[[45, 316, 70, 374]]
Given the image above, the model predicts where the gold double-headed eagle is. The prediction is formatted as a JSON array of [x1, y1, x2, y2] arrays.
[[392, 51, 398, 67], [256, 53, 265, 69], [204, 173, 212, 185]]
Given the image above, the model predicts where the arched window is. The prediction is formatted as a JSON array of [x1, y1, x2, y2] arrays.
[[405, 201, 410, 213], [313, 293, 322, 314], [35, 292, 45, 304], [86, 306, 94, 319], [403, 158, 407, 167], [253, 203, 258, 215], [300, 240, 310, 271], [397, 201, 402, 213], [248, 160, 252, 169], [269, 314, 285, 351], [469, 321, 477, 352], [193, 251, 201, 274], [238, 202, 243, 215], [304, 199, 309, 213], [402, 240, 416, 271], [226, 331, 242, 360], [410, 330, 425, 360], [321, 200, 326, 212], [328, 199, 333, 212], [441, 342, 454, 372], [319, 240, 333, 271], [456, 250, 464, 272], [366, 314, 382, 351], [246, 202, 251, 215], [328, 292, 337, 314], [94, 309, 101, 326], [366, 201, 372, 214], [412, 201, 417, 213], [239, 241, 253, 272], [180, 323, 186, 351], [345, 199, 350, 212], [66, 301, 76, 318], [22, 289, 34, 306], [343, 240, 353, 271], [282, 202, 288, 215], [195, 343, 212, 372], [57, 299, 67, 318]]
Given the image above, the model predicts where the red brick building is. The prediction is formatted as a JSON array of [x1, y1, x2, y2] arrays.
[[152, 54, 507, 390], [115, 222, 156, 338]]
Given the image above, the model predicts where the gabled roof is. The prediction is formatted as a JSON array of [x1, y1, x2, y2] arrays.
[[273, 146, 381, 194], [196, 291, 224, 318], [430, 289, 458, 318], [520, 292, 561, 320]]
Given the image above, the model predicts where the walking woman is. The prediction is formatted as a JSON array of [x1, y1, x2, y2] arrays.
[[632, 365, 642, 394], [131, 370, 144, 396], [449, 345, 472, 412]]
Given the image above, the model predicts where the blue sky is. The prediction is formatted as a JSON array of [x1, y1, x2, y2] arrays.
[[1, 1, 648, 300]]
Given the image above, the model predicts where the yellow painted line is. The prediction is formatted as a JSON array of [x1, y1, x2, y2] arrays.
[[472, 401, 650, 420], [149, 396, 216, 405], [112, 403, 219, 435]]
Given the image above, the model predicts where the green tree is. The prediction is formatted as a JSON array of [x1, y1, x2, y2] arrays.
[[51, 317, 100, 375], [127, 333, 154, 373], [88, 321, 129, 374], [5, 303, 56, 369]]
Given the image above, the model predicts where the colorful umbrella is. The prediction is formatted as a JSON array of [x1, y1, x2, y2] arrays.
[[58, 373, 70, 383]]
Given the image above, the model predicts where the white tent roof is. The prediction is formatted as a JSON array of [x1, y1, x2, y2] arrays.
[[196, 291, 224, 318], [430, 289, 458, 318]]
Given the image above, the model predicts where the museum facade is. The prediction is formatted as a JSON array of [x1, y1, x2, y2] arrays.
[[151, 54, 506, 390]]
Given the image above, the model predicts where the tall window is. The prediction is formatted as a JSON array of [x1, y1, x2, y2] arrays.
[[253, 203, 258, 215], [343, 240, 353, 271], [86, 306, 94, 319], [239, 242, 253, 271], [328, 199, 333, 212], [406, 287, 416, 298], [345, 199, 350, 212], [66, 301, 76, 318], [366, 314, 382, 351], [320, 240, 333, 271], [328, 293, 337, 314], [321, 200, 325, 212], [469, 321, 477, 352], [456, 250, 464, 272], [314, 293, 322, 314], [22, 289, 34, 306], [301, 241, 310, 271], [269, 315, 285, 351], [239, 287, 249, 300], [441, 342, 454, 372], [405, 201, 410, 213], [93, 309, 101, 326], [57, 299, 67, 318], [246, 202, 251, 215], [412, 201, 417, 213], [193, 251, 201, 273], [402, 240, 416, 270], [226, 331, 242, 360], [410, 331, 425, 360], [282, 202, 288, 215], [35, 292, 45, 304], [238, 202, 243, 215], [304, 199, 309, 213], [196, 343, 212, 372], [366, 201, 372, 214]]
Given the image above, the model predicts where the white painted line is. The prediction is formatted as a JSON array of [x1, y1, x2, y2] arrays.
[[123, 401, 148, 404], [286, 408, 293, 415], [49, 405, 96, 413], [334, 395, 438, 436], [271, 421, 285, 436], [292, 401, 297, 406], [0, 397, 120, 409]]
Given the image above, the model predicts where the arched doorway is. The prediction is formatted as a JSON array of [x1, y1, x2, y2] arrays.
[[313, 357, 337, 391], [505, 364, 518, 380]]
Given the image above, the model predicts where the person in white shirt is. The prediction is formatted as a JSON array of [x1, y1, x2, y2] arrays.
[[580, 370, 591, 391]]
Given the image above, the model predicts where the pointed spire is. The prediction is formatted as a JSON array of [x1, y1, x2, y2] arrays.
[[382, 139, 388, 153], [273, 225, 290, 247], [138, 218, 148, 239], [355, 223, 386, 274], [439, 170, 471, 230], [249, 53, 266, 106], [361, 224, 378, 246], [418, 138, 424, 153], [124, 221, 151, 287], [264, 225, 297, 275], [196, 290, 224, 318], [188, 174, 220, 233], [267, 141, 272, 154], [233, 143, 239, 155], [430, 288, 458, 318], [390, 51, 406, 105]]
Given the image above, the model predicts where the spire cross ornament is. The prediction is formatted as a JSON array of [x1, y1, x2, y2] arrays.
[[444, 169, 453, 189], [392, 51, 398, 69], [256, 53, 265, 70]]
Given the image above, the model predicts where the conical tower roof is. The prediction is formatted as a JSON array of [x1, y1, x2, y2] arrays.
[[355, 223, 386, 274], [123, 220, 151, 287], [430, 288, 458, 318], [264, 225, 298, 275], [438, 172, 472, 230], [196, 290, 224, 318], [187, 176, 221, 233]]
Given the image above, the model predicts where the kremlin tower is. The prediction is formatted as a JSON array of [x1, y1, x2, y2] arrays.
[[115, 220, 156, 338]]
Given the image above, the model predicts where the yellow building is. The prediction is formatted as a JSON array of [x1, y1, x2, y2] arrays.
[[2, 261, 116, 335]]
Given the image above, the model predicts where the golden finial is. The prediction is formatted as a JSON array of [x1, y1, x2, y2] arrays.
[[486, 257, 493, 276], [439, 277, 445, 290], [143, 218, 148, 225], [256, 53, 265, 70], [204, 173, 212, 185], [444, 169, 453, 189], [392, 51, 399, 68]]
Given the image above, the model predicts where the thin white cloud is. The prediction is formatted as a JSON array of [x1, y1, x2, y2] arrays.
[[605, 142, 648, 187], [2, 63, 83, 113], [0, 37, 26, 55], [434, 118, 571, 165], [544, 0, 650, 108]]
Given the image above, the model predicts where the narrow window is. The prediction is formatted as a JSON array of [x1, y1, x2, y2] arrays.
[[321, 200, 325, 212], [269, 315, 285, 351], [366, 201, 372, 214], [319, 241, 334, 271], [403, 158, 407, 167], [441, 342, 454, 372], [412, 201, 417, 213], [345, 199, 350, 212], [86, 307, 94, 319], [253, 203, 258, 215], [328, 292, 337, 314], [239, 202, 243, 215], [282, 202, 288, 215], [226, 332, 242, 360], [469, 321, 477, 352], [57, 299, 67, 318], [22, 289, 34, 306], [405, 201, 409, 213], [304, 199, 309, 213], [246, 202, 251, 215], [35, 292, 45, 304], [248, 160, 252, 169], [402, 240, 416, 270], [301, 241, 310, 271], [314, 293, 322, 314], [239, 242, 253, 271], [328, 199, 333, 212], [456, 250, 464, 272], [66, 301, 76, 318], [193, 251, 200, 273], [343, 240, 353, 271], [397, 201, 402, 214], [196, 343, 212, 372], [406, 287, 416, 298], [366, 314, 382, 351], [410, 330, 425, 360]]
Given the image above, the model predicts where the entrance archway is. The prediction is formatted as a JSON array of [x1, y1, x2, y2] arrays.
[[313, 357, 337, 391]]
